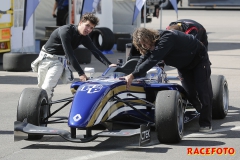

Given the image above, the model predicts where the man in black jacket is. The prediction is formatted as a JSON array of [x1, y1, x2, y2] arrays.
[[31, 13, 115, 101], [166, 19, 211, 123], [124, 27, 213, 133], [167, 19, 208, 49], [128, 19, 208, 60]]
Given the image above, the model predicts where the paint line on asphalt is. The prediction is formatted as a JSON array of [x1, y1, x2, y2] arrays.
[[184, 126, 240, 138], [67, 150, 122, 160]]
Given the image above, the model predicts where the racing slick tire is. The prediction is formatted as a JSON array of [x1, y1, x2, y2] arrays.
[[117, 38, 132, 52], [89, 27, 115, 51], [155, 90, 184, 144], [113, 33, 131, 44], [3, 53, 38, 72], [211, 75, 229, 119], [17, 88, 50, 140]]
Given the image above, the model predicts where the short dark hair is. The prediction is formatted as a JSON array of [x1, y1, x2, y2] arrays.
[[80, 13, 99, 26]]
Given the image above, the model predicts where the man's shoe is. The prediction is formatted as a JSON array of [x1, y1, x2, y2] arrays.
[[199, 126, 212, 133]]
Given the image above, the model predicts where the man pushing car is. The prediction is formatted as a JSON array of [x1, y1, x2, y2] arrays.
[[124, 27, 213, 133], [31, 13, 116, 102]]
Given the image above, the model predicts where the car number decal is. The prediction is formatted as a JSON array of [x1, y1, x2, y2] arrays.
[[73, 114, 81, 122], [80, 84, 103, 94]]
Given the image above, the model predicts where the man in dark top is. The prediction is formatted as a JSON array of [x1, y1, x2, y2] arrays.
[[167, 19, 208, 49], [124, 27, 213, 133], [52, 0, 69, 26], [31, 13, 115, 101], [166, 19, 210, 121], [126, 43, 141, 61], [128, 19, 208, 60]]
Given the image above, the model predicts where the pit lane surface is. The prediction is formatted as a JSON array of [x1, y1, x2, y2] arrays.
[[1, 7, 240, 160]]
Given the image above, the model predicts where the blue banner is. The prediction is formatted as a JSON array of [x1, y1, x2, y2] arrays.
[[170, 0, 178, 14], [132, 0, 146, 25], [23, 0, 40, 30]]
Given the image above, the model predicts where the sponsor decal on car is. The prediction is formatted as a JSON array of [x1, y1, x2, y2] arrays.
[[73, 114, 82, 122], [80, 84, 103, 94], [139, 124, 151, 146]]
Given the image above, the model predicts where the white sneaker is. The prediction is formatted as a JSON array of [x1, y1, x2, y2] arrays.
[[199, 126, 212, 133]]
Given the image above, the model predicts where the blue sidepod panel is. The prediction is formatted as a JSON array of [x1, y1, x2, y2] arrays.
[[68, 79, 187, 128], [68, 80, 126, 128]]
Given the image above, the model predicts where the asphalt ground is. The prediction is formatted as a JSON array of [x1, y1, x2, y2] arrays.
[[0, 5, 240, 160]]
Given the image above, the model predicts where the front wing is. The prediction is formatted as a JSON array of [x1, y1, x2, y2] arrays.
[[14, 121, 151, 146]]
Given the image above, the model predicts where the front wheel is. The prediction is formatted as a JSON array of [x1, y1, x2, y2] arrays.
[[211, 75, 229, 119], [155, 90, 184, 144], [17, 88, 50, 140]]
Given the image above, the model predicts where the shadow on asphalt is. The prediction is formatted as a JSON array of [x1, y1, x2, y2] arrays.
[[0, 130, 14, 135], [23, 142, 172, 154], [209, 42, 240, 52], [22, 133, 172, 153], [0, 74, 79, 85], [184, 105, 240, 141], [0, 75, 38, 85]]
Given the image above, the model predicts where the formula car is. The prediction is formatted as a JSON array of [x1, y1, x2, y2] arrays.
[[14, 59, 229, 145]]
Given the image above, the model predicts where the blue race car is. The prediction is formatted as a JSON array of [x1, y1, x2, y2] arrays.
[[14, 59, 229, 145]]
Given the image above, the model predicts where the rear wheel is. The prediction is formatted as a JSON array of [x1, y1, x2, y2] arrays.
[[155, 90, 184, 144], [211, 75, 229, 119], [17, 88, 50, 140]]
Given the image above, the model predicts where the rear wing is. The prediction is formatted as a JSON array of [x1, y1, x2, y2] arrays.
[[188, 0, 240, 7]]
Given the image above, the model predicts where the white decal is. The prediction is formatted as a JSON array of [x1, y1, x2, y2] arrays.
[[94, 92, 146, 125], [141, 129, 150, 140], [80, 84, 103, 94], [73, 114, 81, 122]]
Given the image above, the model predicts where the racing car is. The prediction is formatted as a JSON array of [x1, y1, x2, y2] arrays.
[[14, 58, 229, 145]]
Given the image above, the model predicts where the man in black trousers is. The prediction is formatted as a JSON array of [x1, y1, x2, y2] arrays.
[[124, 27, 213, 133]]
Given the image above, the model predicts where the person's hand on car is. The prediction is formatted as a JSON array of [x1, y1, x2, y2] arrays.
[[124, 74, 134, 90], [79, 74, 88, 81], [109, 64, 117, 67]]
